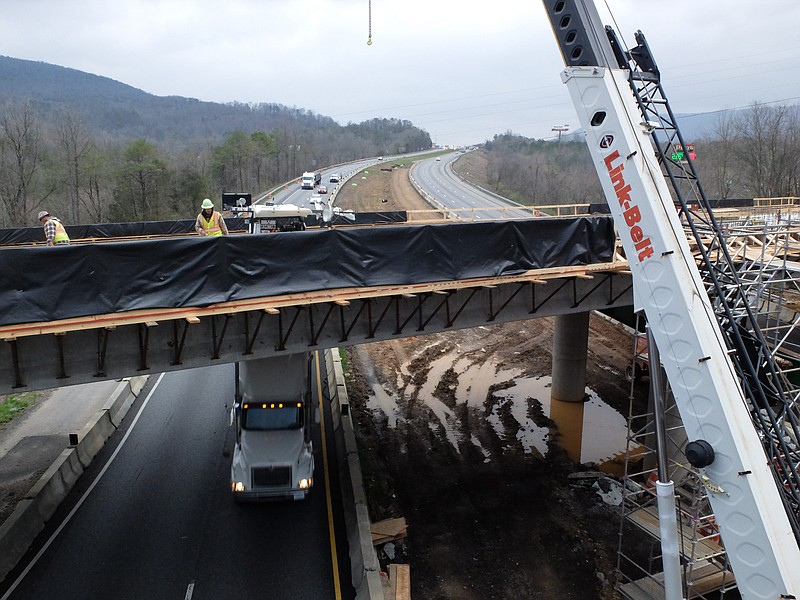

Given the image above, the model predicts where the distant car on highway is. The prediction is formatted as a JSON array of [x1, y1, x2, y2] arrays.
[[436, 157, 441, 161], [329, 174, 341, 183], [317, 186, 328, 194]]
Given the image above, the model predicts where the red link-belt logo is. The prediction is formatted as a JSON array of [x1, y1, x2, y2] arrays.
[[603, 149, 654, 262]]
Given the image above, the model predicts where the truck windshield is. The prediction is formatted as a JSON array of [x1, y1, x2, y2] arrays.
[[242, 405, 302, 431]]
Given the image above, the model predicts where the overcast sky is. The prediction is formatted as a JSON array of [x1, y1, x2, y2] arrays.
[[2, 1, 799, 147]]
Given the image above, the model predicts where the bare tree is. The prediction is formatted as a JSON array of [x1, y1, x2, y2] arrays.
[[0, 102, 44, 226], [701, 112, 740, 199], [54, 108, 101, 223], [731, 103, 799, 198]]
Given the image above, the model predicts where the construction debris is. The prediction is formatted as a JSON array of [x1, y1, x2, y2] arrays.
[[371, 517, 408, 545]]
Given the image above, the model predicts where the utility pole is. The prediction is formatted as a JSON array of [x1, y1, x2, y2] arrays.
[[551, 124, 569, 141]]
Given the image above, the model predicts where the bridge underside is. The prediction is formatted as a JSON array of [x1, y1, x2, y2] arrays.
[[1, 217, 632, 393], [0, 263, 632, 393]]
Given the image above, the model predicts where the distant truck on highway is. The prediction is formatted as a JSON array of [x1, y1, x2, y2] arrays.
[[301, 171, 321, 189], [230, 353, 315, 501]]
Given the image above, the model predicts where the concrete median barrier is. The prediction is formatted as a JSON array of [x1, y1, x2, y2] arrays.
[[105, 378, 142, 426], [74, 410, 115, 469], [0, 499, 45, 580], [26, 448, 84, 522], [325, 351, 384, 600]]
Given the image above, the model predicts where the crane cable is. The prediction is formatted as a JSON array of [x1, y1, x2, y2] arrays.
[[367, 0, 372, 46]]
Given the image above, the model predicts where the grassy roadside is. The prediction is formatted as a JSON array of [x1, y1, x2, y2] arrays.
[[0, 392, 39, 424]]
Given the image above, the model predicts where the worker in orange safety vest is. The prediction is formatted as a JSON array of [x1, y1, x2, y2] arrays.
[[195, 198, 228, 237]]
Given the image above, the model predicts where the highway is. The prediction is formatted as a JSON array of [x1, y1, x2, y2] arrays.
[[2, 359, 354, 600], [412, 151, 535, 220], [258, 151, 532, 222], [259, 159, 381, 211]]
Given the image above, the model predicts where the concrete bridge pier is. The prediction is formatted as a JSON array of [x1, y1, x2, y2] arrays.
[[549, 312, 590, 463]]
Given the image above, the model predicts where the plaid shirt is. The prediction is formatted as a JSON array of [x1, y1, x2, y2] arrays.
[[43, 217, 69, 245]]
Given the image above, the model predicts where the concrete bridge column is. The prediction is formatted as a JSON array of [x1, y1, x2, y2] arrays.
[[551, 312, 590, 403], [550, 312, 590, 462]]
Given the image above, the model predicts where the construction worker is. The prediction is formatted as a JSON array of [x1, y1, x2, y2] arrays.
[[195, 198, 228, 237], [38, 210, 71, 246]]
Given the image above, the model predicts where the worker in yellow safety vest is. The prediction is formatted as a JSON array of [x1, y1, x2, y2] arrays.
[[38, 210, 71, 246], [195, 198, 228, 237]]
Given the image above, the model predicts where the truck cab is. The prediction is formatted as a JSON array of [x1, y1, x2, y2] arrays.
[[301, 171, 321, 189], [230, 353, 315, 501]]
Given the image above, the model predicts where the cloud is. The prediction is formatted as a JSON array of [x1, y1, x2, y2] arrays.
[[1, 0, 799, 146]]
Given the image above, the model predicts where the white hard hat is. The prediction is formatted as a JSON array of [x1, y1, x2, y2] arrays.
[[37, 210, 50, 220], [201, 199, 214, 210]]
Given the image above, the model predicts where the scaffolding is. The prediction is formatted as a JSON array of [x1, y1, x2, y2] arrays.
[[616, 314, 737, 598]]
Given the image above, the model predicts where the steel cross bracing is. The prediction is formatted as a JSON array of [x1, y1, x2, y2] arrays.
[[610, 29, 800, 539], [0, 265, 632, 395]]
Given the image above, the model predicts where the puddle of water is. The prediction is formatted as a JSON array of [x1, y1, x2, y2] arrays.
[[363, 349, 629, 465], [365, 382, 403, 428]]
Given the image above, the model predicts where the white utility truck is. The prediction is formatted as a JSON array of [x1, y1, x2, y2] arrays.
[[230, 352, 315, 501], [239, 203, 311, 232]]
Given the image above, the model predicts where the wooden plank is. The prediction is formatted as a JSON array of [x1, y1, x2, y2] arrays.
[[371, 517, 408, 544], [372, 517, 407, 536], [389, 564, 411, 600], [627, 505, 724, 561], [685, 559, 735, 597], [619, 560, 734, 600], [618, 575, 663, 600]]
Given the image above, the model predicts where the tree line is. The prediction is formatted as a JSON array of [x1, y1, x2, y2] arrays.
[[472, 103, 800, 207], [0, 102, 432, 228]]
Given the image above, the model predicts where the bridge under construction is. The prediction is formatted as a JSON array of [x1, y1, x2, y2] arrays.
[[0, 215, 632, 394]]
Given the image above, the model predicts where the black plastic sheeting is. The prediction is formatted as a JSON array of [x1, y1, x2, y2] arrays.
[[0, 217, 615, 327], [0, 219, 247, 246], [329, 211, 407, 226], [0, 212, 409, 245]]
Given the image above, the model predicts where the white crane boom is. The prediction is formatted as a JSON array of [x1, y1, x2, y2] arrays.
[[540, 1, 800, 597]]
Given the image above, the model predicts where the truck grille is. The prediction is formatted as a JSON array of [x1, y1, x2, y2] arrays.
[[252, 466, 291, 488]]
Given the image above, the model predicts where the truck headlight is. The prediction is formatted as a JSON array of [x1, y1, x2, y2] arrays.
[[298, 478, 312, 489], [232, 481, 245, 492]]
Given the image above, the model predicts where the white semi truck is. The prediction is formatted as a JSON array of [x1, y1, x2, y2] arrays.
[[230, 352, 315, 501], [301, 171, 321, 190]]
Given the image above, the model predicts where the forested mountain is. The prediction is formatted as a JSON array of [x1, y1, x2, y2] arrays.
[[0, 55, 434, 151], [0, 55, 432, 227]]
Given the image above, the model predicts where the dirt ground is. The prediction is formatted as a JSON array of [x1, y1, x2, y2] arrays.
[[335, 158, 650, 599]]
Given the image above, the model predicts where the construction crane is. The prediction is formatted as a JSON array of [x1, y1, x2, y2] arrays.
[[540, 1, 800, 598]]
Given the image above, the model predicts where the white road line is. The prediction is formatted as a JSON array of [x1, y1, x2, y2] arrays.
[[0, 373, 166, 600], [184, 582, 195, 600]]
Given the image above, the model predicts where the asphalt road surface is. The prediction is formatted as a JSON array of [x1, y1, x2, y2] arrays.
[[2, 358, 354, 600]]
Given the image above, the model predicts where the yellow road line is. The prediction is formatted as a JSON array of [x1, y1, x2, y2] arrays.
[[315, 350, 343, 599]]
